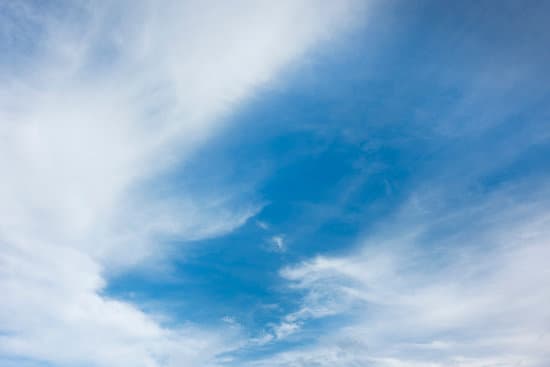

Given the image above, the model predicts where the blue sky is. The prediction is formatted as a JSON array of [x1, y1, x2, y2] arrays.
[[1, 1, 549, 367]]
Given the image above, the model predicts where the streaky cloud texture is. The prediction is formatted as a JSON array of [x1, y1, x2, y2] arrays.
[[2, 1, 550, 367], [0, 1, 363, 366], [267, 185, 550, 366]]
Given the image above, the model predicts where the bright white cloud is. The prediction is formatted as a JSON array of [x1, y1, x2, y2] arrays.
[[0, 1, 362, 366], [255, 187, 550, 367]]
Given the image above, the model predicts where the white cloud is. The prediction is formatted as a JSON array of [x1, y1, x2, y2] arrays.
[[254, 187, 550, 367], [269, 235, 286, 252], [256, 220, 270, 230], [0, 1, 363, 366]]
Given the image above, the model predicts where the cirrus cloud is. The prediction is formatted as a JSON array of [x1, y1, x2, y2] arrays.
[[0, 1, 363, 366]]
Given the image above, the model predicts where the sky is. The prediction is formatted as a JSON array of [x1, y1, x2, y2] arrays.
[[1, 1, 549, 366]]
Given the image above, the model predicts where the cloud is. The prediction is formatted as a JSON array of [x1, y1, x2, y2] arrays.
[[256, 221, 270, 230], [254, 184, 550, 367], [269, 235, 286, 252], [227, 2, 550, 365], [0, 1, 362, 366]]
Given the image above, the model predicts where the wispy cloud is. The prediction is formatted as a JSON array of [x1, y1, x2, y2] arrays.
[[254, 184, 550, 366], [269, 235, 286, 253], [0, 1, 362, 366]]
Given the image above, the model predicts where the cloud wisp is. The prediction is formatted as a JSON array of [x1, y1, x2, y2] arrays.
[[254, 183, 550, 367]]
